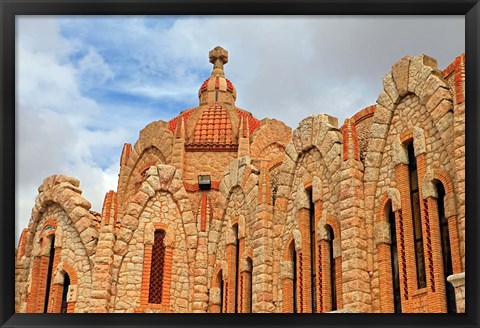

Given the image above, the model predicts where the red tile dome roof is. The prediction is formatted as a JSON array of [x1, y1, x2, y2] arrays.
[[185, 103, 237, 151]]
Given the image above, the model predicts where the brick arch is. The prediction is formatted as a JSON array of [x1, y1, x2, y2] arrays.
[[209, 157, 259, 250], [290, 115, 343, 183], [281, 237, 297, 313], [375, 188, 401, 224], [208, 184, 249, 314], [316, 215, 344, 312], [250, 118, 291, 159], [112, 164, 194, 313], [24, 175, 98, 259], [376, 194, 391, 224], [282, 236, 297, 260], [323, 216, 341, 240], [376, 55, 451, 110], [433, 169, 455, 195], [137, 223, 175, 311], [364, 54, 453, 208], [48, 262, 79, 313], [59, 262, 79, 285], [117, 123, 174, 200], [40, 218, 57, 232], [288, 150, 329, 209], [119, 144, 167, 214], [375, 192, 398, 313], [209, 264, 228, 313], [421, 169, 463, 275], [143, 222, 176, 247], [114, 164, 193, 255], [284, 144, 341, 231]]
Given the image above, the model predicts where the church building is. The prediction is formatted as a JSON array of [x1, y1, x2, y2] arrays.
[[15, 47, 466, 313]]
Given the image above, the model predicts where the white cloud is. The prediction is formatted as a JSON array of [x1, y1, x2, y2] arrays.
[[16, 17, 129, 243], [77, 47, 115, 90]]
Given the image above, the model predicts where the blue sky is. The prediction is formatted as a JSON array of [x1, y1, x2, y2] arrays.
[[15, 15, 465, 243]]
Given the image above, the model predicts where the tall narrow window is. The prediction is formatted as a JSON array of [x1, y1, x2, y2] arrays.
[[307, 188, 317, 312], [148, 230, 166, 304], [234, 225, 240, 313], [218, 270, 224, 313], [245, 257, 253, 313], [43, 236, 55, 313], [436, 182, 456, 313], [388, 203, 402, 313], [408, 143, 426, 289], [291, 242, 298, 313], [326, 225, 337, 311], [60, 273, 70, 314]]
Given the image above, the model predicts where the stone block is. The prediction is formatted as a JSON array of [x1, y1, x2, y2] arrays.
[[373, 221, 391, 245], [382, 73, 400, 104], [419, 74, 447, 105], [392, 56, 411, 97]]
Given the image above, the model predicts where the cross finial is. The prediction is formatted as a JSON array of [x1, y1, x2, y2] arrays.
[[209, 46, 228, 77]]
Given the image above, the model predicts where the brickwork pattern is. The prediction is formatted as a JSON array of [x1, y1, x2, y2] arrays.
[[16, 50, 465, 314]]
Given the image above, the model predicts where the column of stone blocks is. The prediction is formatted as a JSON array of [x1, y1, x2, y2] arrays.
[[15, 229, 30, 312], [251, 196, 275, 312], [191, 234, 209, 313], [339, 158, 370, 313], [171, 117, 186, 172], [90, 225, 115, 312], [237, 116, 250, 158]]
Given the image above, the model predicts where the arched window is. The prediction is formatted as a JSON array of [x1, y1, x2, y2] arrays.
[[388, 202, 402, 313], [407, 142, 426, 289], [436, 181, 456, 313], [43, 236, 55, 313], [148, 230, 166, 304], [307, 188, 317, 313], [60, 273, 70, 314], [326, 225, 337, 311]]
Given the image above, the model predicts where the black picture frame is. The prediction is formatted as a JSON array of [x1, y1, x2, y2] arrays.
[[1, 1, 478, 327]]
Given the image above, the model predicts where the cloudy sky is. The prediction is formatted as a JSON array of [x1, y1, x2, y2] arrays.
[[15, 16, 464, 243]]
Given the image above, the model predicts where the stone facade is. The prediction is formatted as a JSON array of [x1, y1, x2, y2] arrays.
[[15, 47, 466, 313]]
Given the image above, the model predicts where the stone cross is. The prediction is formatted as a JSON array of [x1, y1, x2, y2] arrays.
[[209, 46, 228, 77]]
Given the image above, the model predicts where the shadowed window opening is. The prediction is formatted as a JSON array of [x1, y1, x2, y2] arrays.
[[148, 230, 166, 304], [219, 270, 224, 313], [234, 225, 239, 313], [436, 181, 456, 313], [326, 225, 337, 311], [60, 273, 70, 314], [307, 188, 317, 312], [408, 142, 426, 289], [291, 241, 298, 313], [43, 236, 55, 313], [388, 202, 402, 313]]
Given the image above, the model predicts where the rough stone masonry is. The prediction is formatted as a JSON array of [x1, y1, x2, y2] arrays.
[[15, 47, 465, 313]]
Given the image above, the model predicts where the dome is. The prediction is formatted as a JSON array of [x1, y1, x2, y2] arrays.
[[169, 46, 261, 151]]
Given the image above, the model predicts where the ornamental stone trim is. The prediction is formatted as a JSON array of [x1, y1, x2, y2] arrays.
[[446, 272, 465, 288], [374, 222, 391, 245]]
